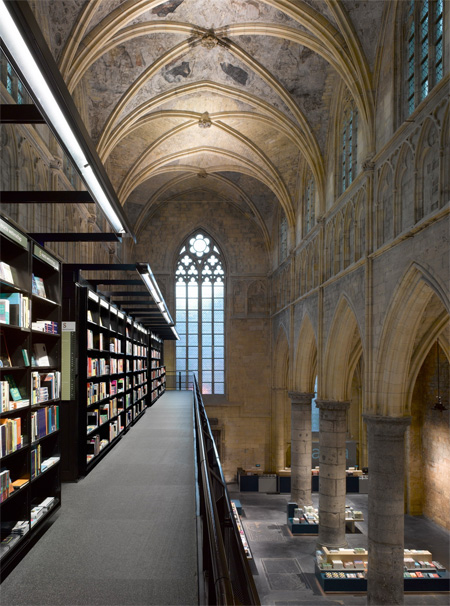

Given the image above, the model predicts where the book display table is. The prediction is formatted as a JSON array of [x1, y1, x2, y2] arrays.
[[315, 547, 450, 593], [287, 503, 364, 536], [278, 469, 366, 494]]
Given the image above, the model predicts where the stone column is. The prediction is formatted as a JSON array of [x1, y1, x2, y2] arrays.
[[364, 415, 411, 605], [316, 399, 350, 548], [288, 391, 315, 507]]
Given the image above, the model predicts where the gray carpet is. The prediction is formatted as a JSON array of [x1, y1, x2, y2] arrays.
[[0, 391, 198, 606]]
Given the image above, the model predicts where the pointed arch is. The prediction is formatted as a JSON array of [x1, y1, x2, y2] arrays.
[[322, 295, 363, 401], [273, 324, 290, 389], [293, 313, 317, 392], [372, 262, 450, 416]]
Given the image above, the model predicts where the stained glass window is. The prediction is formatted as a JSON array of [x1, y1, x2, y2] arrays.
[[341, 103, 358, 194], [305, 174, 315, 235], [175, 233, 225, 395], [405, 0, 445, 117], [279, 212, 288, 262]]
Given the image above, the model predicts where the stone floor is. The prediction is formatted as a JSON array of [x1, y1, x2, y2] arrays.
[[228, 486, 450, 606]]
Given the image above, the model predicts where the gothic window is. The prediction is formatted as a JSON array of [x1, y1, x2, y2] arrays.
[[304, 174, 316, 235], [1, 49, 29, 104], [279, 211, 288, 262], [340, 102, 358, 194], [404, 0, 444, 118], [175, 232, 225, 395]]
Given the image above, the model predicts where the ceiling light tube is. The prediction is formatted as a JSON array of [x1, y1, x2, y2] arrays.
[[0, 0, 126, 235]]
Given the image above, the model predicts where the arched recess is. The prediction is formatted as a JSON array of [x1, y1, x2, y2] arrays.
[[372, 263, 450, 417], [376, 162, 394, 247], [415, 118, 440, 222], [394, 142, 415, 235], [272, 325, 290, 471], [321, 294, 363, 402], [293, 313, 317, 393]]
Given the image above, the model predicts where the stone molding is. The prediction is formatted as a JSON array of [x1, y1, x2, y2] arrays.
[[363, 414, 411, 436], [288, 391, 315, 405], [316, 400, 350, 411]]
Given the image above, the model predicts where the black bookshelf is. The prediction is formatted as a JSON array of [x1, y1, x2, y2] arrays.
[[149, 333, 165, 405], [60, 283, 150, 480], [0, 215, 61, 577]]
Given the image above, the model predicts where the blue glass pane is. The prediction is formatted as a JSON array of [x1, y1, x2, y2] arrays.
[[214, 358, 224, 371], [188, 298, 198, 310], [188, 347, 198, 357], [202, 383, 212, 395], [188, 359, 198, 371], [214, 383, 224, 395], [177, 334, 187, 346], [188, 311, 198, 322], [202, 298, 212, 310], [214, 347, 224, 358], [188, 333, 198, 346], [213, 311, 224, 323], [202, 284, 212, 298], [214, 371, 224, 382], [176, 284, 186, 297], [214, 323, 224, 334], [176, 360, 186, 371], [203, 359, 212, 370], [203, 323, 212, 334], [203, 311, 212, 322], [188, 323, 198, 334], [203, 371, 212, 382], [203, 347, 212, 358], [202, 334, 212, 346], [177, 323, 186, 334], [176, 310, 186, 323], [214, 334, 224, 346], [214, 286, 224, 298], [213, 298, 224, 310]]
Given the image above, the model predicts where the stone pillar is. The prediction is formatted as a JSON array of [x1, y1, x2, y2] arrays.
[[316, 399, 350, 548], [272, 388, 287, 471], [288, 391, 315, 507], [364, 415, 411, 605]]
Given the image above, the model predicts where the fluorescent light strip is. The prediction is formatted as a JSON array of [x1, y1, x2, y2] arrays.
[[0, 1, 125, 234]]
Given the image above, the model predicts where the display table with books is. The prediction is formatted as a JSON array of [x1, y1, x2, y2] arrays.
[[315, 547, 450, 592], [287, 503, 364, 535]]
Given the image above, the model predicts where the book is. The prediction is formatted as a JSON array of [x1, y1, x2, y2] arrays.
[[3, 374, 23, 401], [0, 293, 21, 326], [32, 274, 46, 298], [0, 262, 14, 284], [0, 332, 11, 367], [0, 299, 10, 324], [22, 348, 30, 366], [33, 343, 50, 367]]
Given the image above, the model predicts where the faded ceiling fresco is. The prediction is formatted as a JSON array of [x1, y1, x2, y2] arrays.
[[31, 0, 385, 242]]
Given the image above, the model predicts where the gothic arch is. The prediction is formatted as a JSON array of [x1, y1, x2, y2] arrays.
[[321, 294, 363, 401], [415, 117, 440, 221], [376, 162, 394, 247], [372, 262, 450, 416], [293, 313, 317, 393], [394, 142, 415, 235], [354, 189, 366, 261]]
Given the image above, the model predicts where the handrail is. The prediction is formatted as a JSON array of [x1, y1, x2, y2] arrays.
[[193, 376, 260, 605]]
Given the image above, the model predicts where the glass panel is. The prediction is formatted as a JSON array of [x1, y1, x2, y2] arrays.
[[203, 310, 212, 323], [214, 358, 224, 371], [202, 284, 212, 298], [188, 347, 198, 358], [177, 323, 186, 334], [203, 359, 212, 370], [214, 334, 224, 346], [202, 298, 212, 310], [213, 311, 224, 323], [214, 347, 224, 358], [188, 333, 198, 346], [203, 371, 212, 382], [202, 383, 212, 395], [176, 310, 186, 323], [176, 360, 186, 371], [188, 298, 198, 310], [214, 285, 224, 298], [188, 323, 198, 334], [203, 322, 212, 334], [214, 323, 224, 334], [188, 284, 198, 298], [188, 359, 198, 371], [214, 371, 224, 382], [213, 298, 224, 310], [203, 347, 212, 359], [177, 334, 187, 346], [176, 284, 186, 298], [214, 383, 224, 395], [202, 334, 212, 346], [188, 311, 198, 322]]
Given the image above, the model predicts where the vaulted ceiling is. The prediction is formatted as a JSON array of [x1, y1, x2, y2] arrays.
[[32, 0, 385, 243]]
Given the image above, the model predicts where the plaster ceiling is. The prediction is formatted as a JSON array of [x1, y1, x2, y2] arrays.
[[32, 0, 385, 243]]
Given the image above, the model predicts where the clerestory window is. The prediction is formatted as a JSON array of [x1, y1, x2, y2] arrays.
[[341, 103, 358, 194], [175, 232, 225, 395]]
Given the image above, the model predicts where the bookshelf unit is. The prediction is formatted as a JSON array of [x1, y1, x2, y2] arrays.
[[60, 283, 150, 480], [150, 333, 165, 405], [0, 215, 61, 576]]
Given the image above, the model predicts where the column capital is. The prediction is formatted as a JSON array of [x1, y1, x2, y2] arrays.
[[316, 399, 350, 411], [288, 391, 315, 404], [363, 414, 411, 436]]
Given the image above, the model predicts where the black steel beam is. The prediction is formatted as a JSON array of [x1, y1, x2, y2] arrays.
[[29, 233, 121, 245], [63, 264, 137, 272], [1, 191, 95, 204], [0, 104, 45, 123], [101, 291, 152, 296]]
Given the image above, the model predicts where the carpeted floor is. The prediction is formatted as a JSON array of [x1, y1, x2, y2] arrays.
[[0, 391, 198, 606]]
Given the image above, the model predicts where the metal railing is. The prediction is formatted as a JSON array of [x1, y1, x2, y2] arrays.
[[165, 371, 194, 391], [193, 376, 260, 605]]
